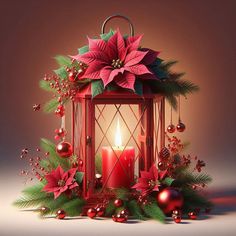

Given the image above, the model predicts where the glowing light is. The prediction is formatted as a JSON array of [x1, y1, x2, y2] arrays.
[[115, 118, 122, 147]]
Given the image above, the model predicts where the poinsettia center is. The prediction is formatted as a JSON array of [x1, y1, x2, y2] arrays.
[[111, 59, 123, 69], [148, 180, 157, 188], [58, 179, 66, 187]]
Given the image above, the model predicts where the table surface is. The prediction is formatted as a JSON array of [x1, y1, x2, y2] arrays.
[[1, 176, 236, 236]]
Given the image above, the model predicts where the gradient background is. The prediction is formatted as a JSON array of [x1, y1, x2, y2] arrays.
[[0, 0, 236, 235]]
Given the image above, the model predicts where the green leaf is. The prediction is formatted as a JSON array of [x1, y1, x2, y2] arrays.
[[91, 80, 104, 98], [162, 177, 175, 186], [127, 200, 147, 220], [39, 80, 54, 92], [134, 80, 143, 96], [43, 98, 58, 113], [100, 29, 114, 41], [78, 45, 89, 55], [105, 201, 116, 216], [54, 67, 68, 79], [54, 55, 72, 67], [75, 172, 84, 184], [142, 202, 165, 223]]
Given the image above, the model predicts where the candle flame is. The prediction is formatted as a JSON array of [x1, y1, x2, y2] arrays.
[[115, 118, 122, 147]]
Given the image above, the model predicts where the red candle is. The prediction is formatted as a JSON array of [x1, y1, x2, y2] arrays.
[[102, 118, 135, 189]]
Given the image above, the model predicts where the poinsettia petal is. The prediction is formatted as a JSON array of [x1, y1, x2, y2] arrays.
[[126, 35, 143, 52], [114, 71, 136, 90], [99, 66, 113, 87], [159, 170, 168, 180], [141, 48, 159, 65], [126, 64, 152, 75], [150, 164, 159, 180], [54, 190, 62, 199], [76, 51, 109, 64], [124, 50, 148, 67], [140, 170, 152, 179], [80, 61, 105, 79], [88, 37, 107, 52], [69, 182, 79, 189], [55, 166, 64, 180]]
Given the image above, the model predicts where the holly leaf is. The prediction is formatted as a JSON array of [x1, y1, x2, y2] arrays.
[[78, 45, 89, 55], [161, 177, 175, 186], [54, 55, 72, 67], [100, 29, 114, 41], [91, 79, 104, 98], [75, 172, 84, 184]]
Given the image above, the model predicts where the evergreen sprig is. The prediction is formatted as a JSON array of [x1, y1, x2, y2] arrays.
[[142, 202, 165, 223], [127, 200, 147, 220], [43, 98, 59, 113]]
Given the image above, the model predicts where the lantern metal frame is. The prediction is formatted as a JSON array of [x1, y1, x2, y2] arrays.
[[72, 88, 165, 199]]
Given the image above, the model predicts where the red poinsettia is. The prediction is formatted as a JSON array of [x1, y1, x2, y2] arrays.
[[43, 165, 78, 199], [132, 164, 167, 196], [72, 29, 159, 90]]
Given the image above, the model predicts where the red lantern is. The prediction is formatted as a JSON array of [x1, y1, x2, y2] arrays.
[[70, 16, 166, 199]]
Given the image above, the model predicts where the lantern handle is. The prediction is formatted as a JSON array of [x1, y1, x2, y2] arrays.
[[101, 14, 134, 36]]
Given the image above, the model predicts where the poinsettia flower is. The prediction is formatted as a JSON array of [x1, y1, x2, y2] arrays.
[[43, 165, 78, 199], [72, 29, 159, 91], [132, 164, 167, 196]]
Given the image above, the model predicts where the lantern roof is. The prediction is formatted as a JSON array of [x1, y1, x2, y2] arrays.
[[75, 83, 162, 100]]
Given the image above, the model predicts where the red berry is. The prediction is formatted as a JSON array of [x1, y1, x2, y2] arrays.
[[56, 209, 66, 219], [173, 215, 181, 223], [114, 199, 123, 207], [87, 208, 97, 218], [188, 212, 197, 220]]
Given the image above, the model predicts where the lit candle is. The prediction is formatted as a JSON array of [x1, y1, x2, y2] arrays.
[[102, 118, 135, 189]]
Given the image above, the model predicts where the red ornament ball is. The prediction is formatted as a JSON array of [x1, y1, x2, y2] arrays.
[[114, 199, 123, 208], [188, 211, 197, 220], [176, 122, 186, 132], [96, 206, 105, 217], [56, 209, 66, 219], [156, 187, 183, 214], [112, 213, 127, 223], [173, 215, 181, 223], [87, 208, 97, 218], [158, 161, 166, 171], [167, 124, 175, 133], [56, 142, 73, 158]]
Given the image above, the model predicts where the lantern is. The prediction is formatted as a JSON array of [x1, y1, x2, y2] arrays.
[[70, 15, 166, 199]]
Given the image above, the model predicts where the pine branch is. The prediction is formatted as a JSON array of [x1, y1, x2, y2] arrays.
[[40, 195, 69, 216], [182, 188, 213, 213], [13, 194, 52, 209], [39, 80, 54, 92], [127, 200, 147, 220], [105, 201, 116, 216], [142, 202, 165, 223], [43, 98, 59, 113], [60, 198, 85, 217], [22, 182, 45, 198], [173, 171, 212, 187], [54, 55, 72, 67], [160, 60, 178, 71], [114, 188, 129, 200]]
